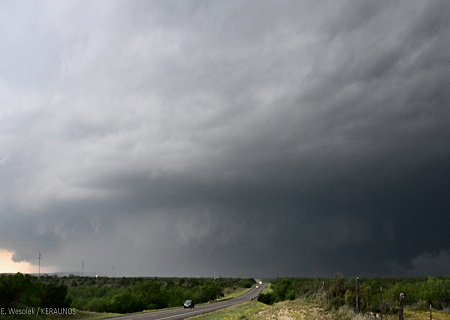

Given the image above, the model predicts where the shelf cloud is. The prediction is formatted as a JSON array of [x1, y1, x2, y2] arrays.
[[0, 0, 449, 277]]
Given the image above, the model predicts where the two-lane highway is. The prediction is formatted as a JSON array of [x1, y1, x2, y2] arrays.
[[110, 283, 266, 320]]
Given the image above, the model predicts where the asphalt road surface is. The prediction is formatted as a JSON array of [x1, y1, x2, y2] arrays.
[[109, 283, 266, 320]]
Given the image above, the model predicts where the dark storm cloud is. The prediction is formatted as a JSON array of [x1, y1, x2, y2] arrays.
[[0, 0, 449, 277]]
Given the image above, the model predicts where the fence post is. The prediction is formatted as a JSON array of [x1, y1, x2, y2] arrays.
[[399, 293, 404, 320], [380, 287, 383, 320], [356, 277, 360, 313]]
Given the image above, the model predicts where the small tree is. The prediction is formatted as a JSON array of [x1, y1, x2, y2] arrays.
[[41, 283, 72, 308]]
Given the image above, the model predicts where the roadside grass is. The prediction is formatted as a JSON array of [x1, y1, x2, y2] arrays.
[[189, 300, 266, 320], [0, 310, 121, 320], [403, 308, 450, 320], [189, 298, 334, 320], [250, 298, 334, 320], [221, 286, 253, 300], [51, 310, 120, 320], [189, 296, 450, 320], [261, 283, 272, 294]]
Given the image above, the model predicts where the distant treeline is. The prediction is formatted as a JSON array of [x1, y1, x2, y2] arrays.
[[258, 276, 450, 314], [68, 276, 254, 313], [0, 273, 255, 315]]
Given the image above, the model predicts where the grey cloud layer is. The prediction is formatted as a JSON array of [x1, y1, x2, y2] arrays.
[[0, 0, 449, 277]]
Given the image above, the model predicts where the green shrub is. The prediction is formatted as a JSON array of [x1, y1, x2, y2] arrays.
[[327, 296, 345, 310], [111, 290, 147, 313], [345, 289, 356, 307], [257, 292, 275, 305], [238, 279, 255, 288], [41, 283, 72, 308], [85, 297, 110, 312]]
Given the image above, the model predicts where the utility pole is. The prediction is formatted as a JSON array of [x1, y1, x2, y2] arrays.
[[112, 264, 114, 277], [38, 252, 41, 279], [82, 260, 84, 277]]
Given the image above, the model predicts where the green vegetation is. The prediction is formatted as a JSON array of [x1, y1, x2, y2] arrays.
[[196, 298, 450, 320], [7, 272, 450, 320], [261, 282, 272, 294], [190, 298, 339, 320], [0, 273, 73, 320], [0, 273, 71, 309], [193, 277, 450, 320], [68, 276, 255, 313], [257, 276, 450, 316], [221, 286, 252, 300], [191, 299, 266, 320], [0, 273, 255, 318]]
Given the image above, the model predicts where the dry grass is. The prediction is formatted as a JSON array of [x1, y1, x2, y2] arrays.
[[190, 299, 333, 320], [189, 297, 450, 320], [403, 309, 450, 320], [253, 299, 333, 320]]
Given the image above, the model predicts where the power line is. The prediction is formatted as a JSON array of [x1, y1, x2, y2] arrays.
[[40, 257, 79, 267], [40, 257, 111, 272]]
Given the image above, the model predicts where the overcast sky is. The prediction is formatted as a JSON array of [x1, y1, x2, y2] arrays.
[[0, 0, 449, 278]]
